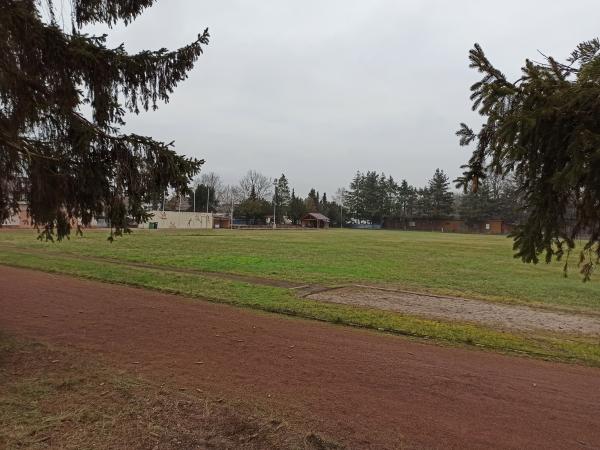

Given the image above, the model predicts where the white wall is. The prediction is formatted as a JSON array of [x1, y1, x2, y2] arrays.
[[143, 211, 213, 229]]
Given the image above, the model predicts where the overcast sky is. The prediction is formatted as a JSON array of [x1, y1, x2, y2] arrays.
[[87, 1, 599, 196]]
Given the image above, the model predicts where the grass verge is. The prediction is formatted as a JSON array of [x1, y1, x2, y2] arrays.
[[1, 249, 599, 367]]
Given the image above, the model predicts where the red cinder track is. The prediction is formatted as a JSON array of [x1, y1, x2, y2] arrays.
[[1, 266, 599, 449]]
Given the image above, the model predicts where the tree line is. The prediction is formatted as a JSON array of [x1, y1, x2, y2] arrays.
[[345, 168, 524, 225], [161, 170, 345, 226], [161, 167, 524, 227]]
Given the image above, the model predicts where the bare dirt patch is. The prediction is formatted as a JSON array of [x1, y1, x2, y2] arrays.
[[308, 286, 600, 335], [2, 266, 600, 449], [0, 335, 336, 450]]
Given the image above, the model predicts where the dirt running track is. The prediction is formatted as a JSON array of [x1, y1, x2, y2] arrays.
[[1, 266, 600, 449]]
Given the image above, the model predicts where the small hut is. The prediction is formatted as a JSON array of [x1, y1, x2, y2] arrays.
[[301, 212, 330, 229], [213, 214, 231, 229]]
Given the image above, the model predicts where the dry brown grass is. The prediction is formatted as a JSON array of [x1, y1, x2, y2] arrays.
[[0, 334, 341, 449]]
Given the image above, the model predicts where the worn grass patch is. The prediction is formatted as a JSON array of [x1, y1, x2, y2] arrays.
[[0, 334, 337, 450], [1, 249, 599, 367]]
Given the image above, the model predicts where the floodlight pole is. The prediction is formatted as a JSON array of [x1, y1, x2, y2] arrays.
[[206, 186, 209, 213], [273, 178, 277, 230], [193, 188, 196, 212]]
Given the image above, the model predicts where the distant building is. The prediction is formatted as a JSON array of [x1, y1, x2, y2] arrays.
[[142, 211, 213, 229], [1, 201, 30, 227], [382, 217, 514, 235], [213, 214, 231, 229], [301, 212, 330, 229], [1, 201, 106, 229]]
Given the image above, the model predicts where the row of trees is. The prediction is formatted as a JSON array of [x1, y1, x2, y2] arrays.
[[235, 173, 346, 225], [162, 167, 524, 227], [162, 170, 346, 226], [345, 169, 525, 224]]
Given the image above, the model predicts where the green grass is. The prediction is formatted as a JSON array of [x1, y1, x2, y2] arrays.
[[0, 228, 598, 312], [1, 246, 599, 367]]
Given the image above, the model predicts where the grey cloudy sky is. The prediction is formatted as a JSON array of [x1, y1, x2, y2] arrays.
[[88, 1, 599, 196]]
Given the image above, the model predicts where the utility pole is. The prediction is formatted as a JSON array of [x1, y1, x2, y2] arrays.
[[339, 189, 345, 229], [230, 190, 234, 229], [206, 186, 209, 213], [272, 178, 277, 230]]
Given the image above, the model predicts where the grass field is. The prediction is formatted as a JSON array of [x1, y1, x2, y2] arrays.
[[0, 228, 598, 311], [1, 228, 599, 366]]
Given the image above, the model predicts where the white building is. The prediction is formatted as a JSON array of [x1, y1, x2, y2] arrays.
[[143, 211, 213, 229]]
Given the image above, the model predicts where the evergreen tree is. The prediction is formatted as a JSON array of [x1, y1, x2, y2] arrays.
[[426, 169, 454, 218], [288, 189, 307, 225], [346, 171, 397, 223], [380, 175, 398, 218], [362, 171, 383, 223], [458, 40, 600, 279], [346, 172, 365, 222], [275, 174, 291, 223], [189, 184, 218, 213], [396, 180, 417, 218], [322, 200, 343, 226], [494, 175, 526, 225], [237, 196, 271, 224], [415, 187, 432, 218], [457, 179, 495, 225], [0, 1, 209, 239], [306, 188, 319, 212]]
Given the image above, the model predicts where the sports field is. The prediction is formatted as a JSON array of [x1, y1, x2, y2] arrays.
[[1, 228, 599, 365], [2, 228, 600, 447], [1, 228, 598, 309]]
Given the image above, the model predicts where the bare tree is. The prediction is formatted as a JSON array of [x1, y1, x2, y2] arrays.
[[200, 172, 223, 192], [333, 187, 347, 206], [239, 170, 272, 200], [216, 185, 244, 214]]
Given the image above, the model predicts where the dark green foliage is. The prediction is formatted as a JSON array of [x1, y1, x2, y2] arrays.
[[274, 174, 291, 224], [306, 188, 319, 213], [189, 184, 218, 213], [288, 189, 306, 225], [457, 179, 495, 226], [421, 169, 454, 219], [396, 180, 417, 218], [237, 196, 271, 223], [320, 198, 343, 227], [0, 0, 208, 240], [457, 40, 600, 279], [457, 175, 525, 226], [346, 171, 395, 224]]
